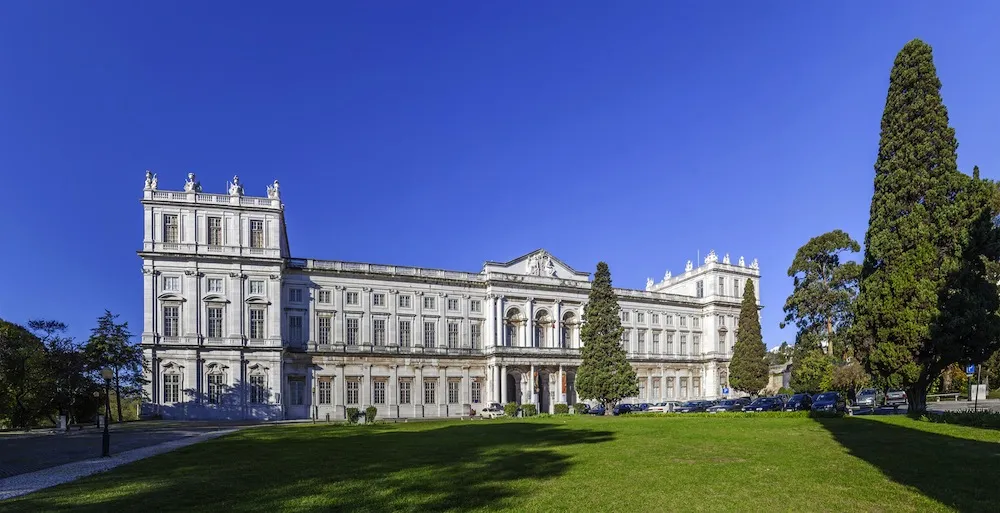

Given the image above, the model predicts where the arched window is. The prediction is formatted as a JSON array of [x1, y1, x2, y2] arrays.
[[505, 308, 521, 347], [562, 311, 578, 348], [535, 310, 550, 348]]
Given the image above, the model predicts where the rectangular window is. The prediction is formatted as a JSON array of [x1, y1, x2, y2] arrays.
[[637, 312, 645, 323], [680, 316, 687, 327], [423, 296, 436, 309], [250, 280, 264, 295], [693, 334, 701, 355], [346, 380, 359, 405], [733, 279, 740, 297], [346, 318, 359, 345], [719, 315, 726, 327], [373, 381, 386, 404], [471, 323, 482, 349], [424, 321, 436, 346], [653, 379, 661, 400], [680, 377, 689, 398], [250, 219, 264, 248], [471, 381, 482, 403], [318, 317, 331, 344], [622, 311, 631, 322], [448, 381, 460, 404], [289, 377, 305, 405], [207, 307, 223, 338], [208, 216, 223, 246], [680, 334, 688, 354], [423, 380, 436, 404], [693, 316, 700, 328], [666, 377, 675, 399], [208, 278, 223, 293], [289, 289, 302, 303], [719, 331, 727, 354], [318, 379, 331, 404], [447, 322, 459, 348], [638, 331, 646, 353], [207, 373, 224, 404], [163, 276, 180, 292], [621, 328, 630, 346], [346, 292, 359, 306], [666, 315, 673, 326], [373, 319, 386, 346], [399, 320, 411, 346], [373, 293, 386, 307], [696, 281, 704, 298], [639, 381, 646, 400], [250, 309, 265, 339], [470, 300, 482, 313], [289, 315, 303, 344], [651, 313, 659, 325], [399, 380, 412, 404], [693, 377, 702, 397], [249, 374, 266, 403], [667, 333, 675, 354], [652, 332, 660, 354], [163, 374, 180, 402], [719, 276, 725, 296], [163, 306, 179, 337], [447, 298, 459, 311], [164, 214, 179, 243], [318, 290, 331, 304], [399, 295, 412, 308]]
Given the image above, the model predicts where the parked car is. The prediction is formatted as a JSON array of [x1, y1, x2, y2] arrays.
[[811, 392, 848, 414], [648, 401, 681, 413], [886, 390, 907, 406], [856, 388, 885, 408], [481, 402, 506, 419], [674, 400, 712, 413], [707, 398, 748, 413], [613, 404, 635, 416], [744, 397, 783, 412], [575, 404, 590, 414], [783, 393, 814, 411], [588, 404, 606, 415], [632, 403, 650, 412], [775, 394, 790, 403]]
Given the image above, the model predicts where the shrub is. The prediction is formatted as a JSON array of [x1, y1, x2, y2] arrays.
[[923, 409, 1000, 429], [504, 402, 519, 417], [574, 403, 590, 415], [346, 407, 361, 424], [521, 404, 538, 417], [554, 403, 570, 415], [645, 411, 811, 419], [807, 410, 846, 419], [364, 406, 377, 424]]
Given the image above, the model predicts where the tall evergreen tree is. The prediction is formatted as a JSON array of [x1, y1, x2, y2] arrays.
[[575, 262, 638, 414], [854, 39, 1000, 414], [730, 279, 768, 395], [84, 311, 146, 421]]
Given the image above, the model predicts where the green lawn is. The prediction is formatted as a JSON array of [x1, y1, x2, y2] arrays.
[[4, 414, 1000, 512]]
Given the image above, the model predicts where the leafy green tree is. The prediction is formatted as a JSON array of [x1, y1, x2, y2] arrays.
[[790, 346, 833, 394], [84, 311, 146, 422], [27, 320, 97, 424], [0, 320, 50, 429], [766, 341, 793, 367], [854, 39, 1000, 414], [781, 230, 861, 359], [575, 262, 638, 413], [831, 359, 870, 402], [730, 279, 768, 395]]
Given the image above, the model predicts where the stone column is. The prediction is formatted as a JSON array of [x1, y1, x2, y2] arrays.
[[334, 286, 344, 344], [660, 367, 667, 401], [415, 365, 424, 418], [439, 366, 448, 416], [558, 365, 566, 403], [462, 366, 471, 405], [529, 363, 537, 405], [361, 288, 372, 346], [307, 365, 316, 420], [335, 364, 345, 419], [362, 364, 371, 407], [389, 290, 398, 345], [526, 299, 534, 347], [389, 364, 398, 418], [646, 375, 653, 402], [500, 365, 508, 403]]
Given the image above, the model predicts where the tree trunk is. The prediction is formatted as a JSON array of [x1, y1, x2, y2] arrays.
[[114, 372, 123, 422], [906, 385, 928, 415], [603, 401, 612, 416]]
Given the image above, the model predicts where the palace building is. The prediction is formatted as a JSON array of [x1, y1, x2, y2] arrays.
[[138, 172, 762, 420]]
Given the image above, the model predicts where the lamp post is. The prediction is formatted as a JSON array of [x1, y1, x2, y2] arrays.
[[101, 367, 113, 457]]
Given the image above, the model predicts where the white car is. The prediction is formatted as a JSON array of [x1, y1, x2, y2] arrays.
[[480, 402, 506, 419], [647, 401, 680, 413]]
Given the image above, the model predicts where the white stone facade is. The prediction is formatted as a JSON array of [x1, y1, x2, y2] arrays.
[[138, 174, 762, 420]]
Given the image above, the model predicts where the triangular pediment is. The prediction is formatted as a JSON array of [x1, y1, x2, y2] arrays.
[[482, 249, 589, 281]]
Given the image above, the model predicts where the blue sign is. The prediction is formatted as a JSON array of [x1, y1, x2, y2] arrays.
[[966, 364, 976, 375], [722, 387, 730, 395]]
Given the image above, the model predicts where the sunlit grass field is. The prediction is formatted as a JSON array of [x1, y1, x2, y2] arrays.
[[4, 414, 999, 512]]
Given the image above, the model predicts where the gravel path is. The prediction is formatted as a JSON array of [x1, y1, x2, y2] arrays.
[[0, 428, 238, 501]]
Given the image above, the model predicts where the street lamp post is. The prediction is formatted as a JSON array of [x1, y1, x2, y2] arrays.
[[101, 367, 113, 457]]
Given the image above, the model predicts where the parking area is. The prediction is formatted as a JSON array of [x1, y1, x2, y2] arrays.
[[0, 421, 252, 479]]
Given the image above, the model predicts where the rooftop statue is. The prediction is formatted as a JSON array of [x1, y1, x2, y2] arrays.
[[184, 172, 202, 193], [645, 278, 654, 291], [723, 253, 731, 265], [144, 170, 158, 191], [266, 180, 281, 199], [228, 175, 244, 196], [739, 256, 746, 267], [685, 260, 693, 272]]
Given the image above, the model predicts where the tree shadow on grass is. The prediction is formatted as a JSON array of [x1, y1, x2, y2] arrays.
[[815, 417, 1000, 512], [1, 421, 614, 513]]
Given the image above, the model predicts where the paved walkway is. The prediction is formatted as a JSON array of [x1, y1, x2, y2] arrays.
[[0, 427, 238, 500]]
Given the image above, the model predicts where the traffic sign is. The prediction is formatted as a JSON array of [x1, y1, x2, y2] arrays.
[[966, 364, 976, 375], [722, 387, 730, 395]]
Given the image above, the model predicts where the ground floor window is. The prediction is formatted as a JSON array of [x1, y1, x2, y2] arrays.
[[318, 378, 332, 404], [207, 373, 224, 404], [373, 380, 386, 404], [448, 381, 460, 404], [652, 378, 661, 400], [693, 377, 701, 397], [399, 380, 412, 404], [288, 377, 305, 405], [638, 381, 646, 400], [163, 373, 179, 402], [680, 377, 689, 399], [471, 380, 482, 403], [666, 377, 675, 399], [423, 380, 436, 404], [346, 380, 359, 405], [249, 374, 267, 403]]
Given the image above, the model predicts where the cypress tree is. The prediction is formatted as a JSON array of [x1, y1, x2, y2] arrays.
[[575, 262, 638, 414], [730, 279, 768, 395], [854, 39, 999, 414]]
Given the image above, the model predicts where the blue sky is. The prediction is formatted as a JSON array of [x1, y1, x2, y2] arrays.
[[2, 2, 999, 347]]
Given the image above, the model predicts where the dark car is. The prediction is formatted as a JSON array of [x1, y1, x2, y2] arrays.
[[612, 404, 633, 416], [783, 393, 813, 411], [707, 398, 749, 413], [674, 400, 712, 413], [811, 392, 848, 414], [745, 397, 783, 412], [633, 403, 650, 412], [588, 404, 606, 415]]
